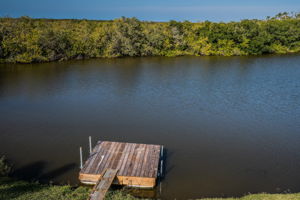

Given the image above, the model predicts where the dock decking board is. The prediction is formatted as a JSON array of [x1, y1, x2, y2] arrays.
[[79, 141, 162, 188]]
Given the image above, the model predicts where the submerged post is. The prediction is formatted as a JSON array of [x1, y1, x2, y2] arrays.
[[159, 146, 164, 195], [89, 136, 92, 154], [160, 181, 162, 195], [160, 146, 164, 177], [160, 160, 163, 178], [80, 147, 83, 169]]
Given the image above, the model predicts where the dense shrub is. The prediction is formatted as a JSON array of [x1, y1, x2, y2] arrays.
[[1, 13, 300, 63], [0, 156, 12, 177]]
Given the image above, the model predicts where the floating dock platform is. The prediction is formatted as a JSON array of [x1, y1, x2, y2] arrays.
[[79, 141, 162, 188]]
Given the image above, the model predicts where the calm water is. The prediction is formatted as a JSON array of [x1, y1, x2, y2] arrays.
[[0, 55, 300, 199]]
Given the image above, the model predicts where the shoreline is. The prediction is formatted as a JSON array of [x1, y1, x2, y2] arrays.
[[1, 52, 300, 65], [1, 177, 300, 200]]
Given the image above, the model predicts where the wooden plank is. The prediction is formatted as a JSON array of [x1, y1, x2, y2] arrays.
[[114, 142, 131, 173], [150, 146, 161, 178], [125, 144, 140, 176], [119, 143, 136, 175], [111, 142, 126, 169], [136, 144, 150, 177], [90, 142, 107, 174], [104, 142, 121, 170], [79, 173, 101, 183], [147, 146, 159, 178], [81, 142, 102, 174], [116, 176, 156, 187], [80, 173, 156, 188], [101, 142, 120, 171], [118, 143, 132, 176], [85, 141, 104, 174], [131, 144, 146, 177], [95, 142, 114, 174], [142, 145, 153, 177], [89, 141, 109, 174], [84, 142, 103, 174], [89, 168, 118, 200]]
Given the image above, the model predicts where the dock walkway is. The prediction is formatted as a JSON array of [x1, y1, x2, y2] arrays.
[[89, 168, 118, 200], [79, 141, 162, 188]]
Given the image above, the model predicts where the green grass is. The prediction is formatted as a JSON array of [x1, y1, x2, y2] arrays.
[[0, 177, 136, 200], [201, 193, 300, 200]]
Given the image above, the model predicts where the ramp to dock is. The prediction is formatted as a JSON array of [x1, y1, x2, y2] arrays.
[[89, 168, 118, 200]]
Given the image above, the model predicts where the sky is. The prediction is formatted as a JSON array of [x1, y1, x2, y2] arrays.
[[1, 0, 300, 22]]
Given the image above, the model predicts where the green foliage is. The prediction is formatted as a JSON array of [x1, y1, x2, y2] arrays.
[[0, 156, 12, 177], [105, 190, 138, 200], [1, 13, 300, 63], [104, 17, 146, 57]]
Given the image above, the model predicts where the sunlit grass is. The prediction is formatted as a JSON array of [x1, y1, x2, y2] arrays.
[[200, 193, 300, 200], [0, 177, 136, 200]]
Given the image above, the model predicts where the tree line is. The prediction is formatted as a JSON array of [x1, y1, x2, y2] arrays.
[[1, 13, 300, 63]]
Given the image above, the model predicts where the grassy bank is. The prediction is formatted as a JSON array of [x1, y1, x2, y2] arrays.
[[1, 156, 300, 200], [1, 12, 300, 63], [203, 193, 300, 200], [1, 177, 300, 200], [0, 177, 136, 200]]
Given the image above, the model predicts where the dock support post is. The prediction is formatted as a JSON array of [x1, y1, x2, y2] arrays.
[[159, 146, 164, 196], [80, 147, 83, 169], [160, 146, 164, 178], [89, 136, 92, 154], [160, 160, 163, 178], [160, 181, 162, 195]]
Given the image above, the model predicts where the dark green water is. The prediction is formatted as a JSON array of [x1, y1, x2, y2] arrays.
[[0, 55, 300, 199]]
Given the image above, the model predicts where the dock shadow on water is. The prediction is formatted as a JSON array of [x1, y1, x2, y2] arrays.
[[0, 54, 300, 199], [13, 161, 77, 184]]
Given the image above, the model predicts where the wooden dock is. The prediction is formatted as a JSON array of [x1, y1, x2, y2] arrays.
[[79, 141, 162, 188]]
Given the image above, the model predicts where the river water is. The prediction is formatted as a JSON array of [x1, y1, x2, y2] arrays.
[[0, 55, 300, 199]]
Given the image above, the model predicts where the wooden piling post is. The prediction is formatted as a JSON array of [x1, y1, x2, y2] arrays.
[[160, 160, 163, 178], [160, 146, 164, 177], [80, 147, 83, 169], [89, 136, 92, 154], [159, 181, 162, 195]]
